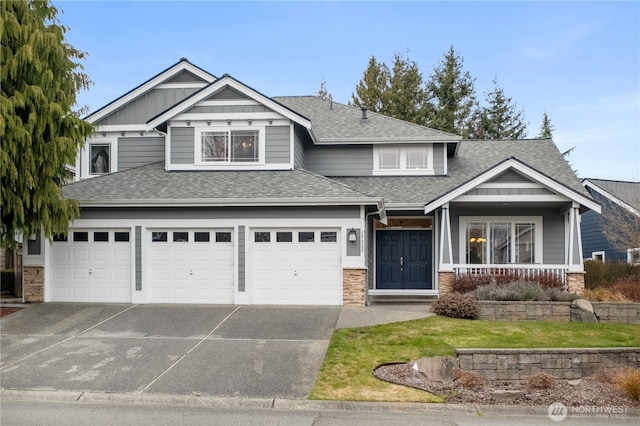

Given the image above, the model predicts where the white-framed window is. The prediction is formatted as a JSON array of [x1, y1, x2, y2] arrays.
[[90, 143, 111, 174], [592, 251, 605, 262], [197, 128, 262, 164], [627, 248, 639, 265], [460, 216, 542, 265], [373, 145, 434, 175]]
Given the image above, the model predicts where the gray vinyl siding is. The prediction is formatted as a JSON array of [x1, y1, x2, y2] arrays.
[[135, 226, 142, 291], [78, 206, 361, 220], [97, 88, 200, 126], [433, 143, 445, 175], [186, 104, 271, 114], [170, 127, 194, 164], [238, 226, 245, 292], [305, 145, 374, 176], [265, 126, 290, 164], [118, 137, 165, 171], [208, 86, 250, 100], [293, 124, 308, 169], [490, 169, 533, 183], [449, 205, 567, 264]]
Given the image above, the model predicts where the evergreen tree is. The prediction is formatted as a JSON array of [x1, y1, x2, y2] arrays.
[[316, 78, 331, 100], [425, 46, 478, 138], [1, 0, 93, 248], [474, 78, 528, 139], [538, 111, 555, 138], [350, 56, 389, 113], [385, 52, 428, 125]]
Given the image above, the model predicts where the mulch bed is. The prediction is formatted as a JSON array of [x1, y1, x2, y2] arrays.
[[0, 307, 23, 318], [374, 362, 639, 408]]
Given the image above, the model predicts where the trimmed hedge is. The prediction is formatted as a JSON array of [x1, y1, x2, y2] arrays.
[[452, 270, 564, 294], [584, 260, 640, 288]]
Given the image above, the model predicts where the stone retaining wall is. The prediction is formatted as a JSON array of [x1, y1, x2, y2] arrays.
[[478, 301, 640, 324], [456, 348, 640, 382]]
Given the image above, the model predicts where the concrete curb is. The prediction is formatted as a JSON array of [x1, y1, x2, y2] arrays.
[[3, 389, 639, 418]]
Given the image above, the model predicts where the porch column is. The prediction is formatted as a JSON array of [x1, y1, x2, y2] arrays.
[[438, 203, 455, 295], [566, 202, 585, 294]]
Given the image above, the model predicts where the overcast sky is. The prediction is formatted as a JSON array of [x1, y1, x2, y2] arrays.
[[58, 1, 639, 182]]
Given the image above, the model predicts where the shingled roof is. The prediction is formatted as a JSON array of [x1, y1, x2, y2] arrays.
[[273, 96, 460, 143], [583, 178, 640, 212], [335, 138, 590, 208], [62, 162, 380, 207]]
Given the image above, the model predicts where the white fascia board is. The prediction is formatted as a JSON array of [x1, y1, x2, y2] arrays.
[[583, 180, 640, 217], [314, 136, 460, 145], [93, 124, 149, 132], [454, 194, 570, 203], [76, 197, 383, 208], [146, 77, 311, 131], [86, 62, 216, 124], [424, 159, 602, 214]]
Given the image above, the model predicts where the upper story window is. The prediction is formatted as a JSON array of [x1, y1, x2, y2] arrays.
[[90, 144, 111, 174], [373, 145, 433, 175], [202, 130, 259, 163]]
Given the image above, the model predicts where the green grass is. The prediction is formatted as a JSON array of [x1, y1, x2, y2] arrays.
[[309, 316, 640, 403]]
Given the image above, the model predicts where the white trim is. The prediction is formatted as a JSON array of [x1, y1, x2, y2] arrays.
[[80, 138, 118, 179], [477, 182, 544, 189], [175, 112, 286, 121], [454, 194, 569, 203], [147, 76, 312, 131], [458, 216, 544, 266], [75, 197, 382, 208], [425, 158, 601, 213], [94, 124, 148, 132], [155, 83, 208, 89], [86, 61, 215, 124], [627, 248, 640, 265], [443, 144, 448, 176], [194, 126, 265, 166], [583, 179, 640, 217], [591, 251, 606, 262], [197, 99, 262, 106], [316, 136, 459, 145], [373, 145, 435, 176]]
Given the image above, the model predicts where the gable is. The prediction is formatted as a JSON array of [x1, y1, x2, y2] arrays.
[[488, 169, 534, 183], [164, 69, 209, 84]]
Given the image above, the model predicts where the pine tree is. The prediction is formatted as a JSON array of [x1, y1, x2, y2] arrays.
[[1, 0, 94, 248], [425, 46, 478, 138], [474, 78, 528, 139], [385, 52, 428, 125], [316, 78, 331, 100], [350, 56, 389, 113], [538, 111, 555, 138]]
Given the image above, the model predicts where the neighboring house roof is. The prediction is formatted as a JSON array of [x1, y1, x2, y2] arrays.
[[582, 178, 640, 216], [273, 96, 461, 144], [85, 58, 216, 124], [335, 138, 595, 210], [62, 162, 381, 208]]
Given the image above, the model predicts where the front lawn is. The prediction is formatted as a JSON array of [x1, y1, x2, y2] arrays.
[[309, 316, 640, 402]]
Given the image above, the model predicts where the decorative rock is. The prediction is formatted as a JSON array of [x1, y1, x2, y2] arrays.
[[570, 299, 599, 323], [413, 356, 457, 382], [567, 379, 583, 386], [491, 390, 524, 400]]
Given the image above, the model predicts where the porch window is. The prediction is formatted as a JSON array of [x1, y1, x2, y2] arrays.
[[462, 218, 541, 265], [201, 130, 259, 163]]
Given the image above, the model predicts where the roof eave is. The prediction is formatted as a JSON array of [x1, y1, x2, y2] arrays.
[[76, 197, 382, 208]]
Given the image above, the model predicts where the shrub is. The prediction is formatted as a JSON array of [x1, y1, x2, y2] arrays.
[[451, 271, 564, 294], [1, 269, 15, 294], [453, 370, 484, 389], [613, 368, 640, 401], [524, 372, 556, 389], [469, 281, 579, 302], [584, 288, 631, 302], [608, 280, 640, 302], [432, 293, 480, 319], [584, 260, 640, 289]]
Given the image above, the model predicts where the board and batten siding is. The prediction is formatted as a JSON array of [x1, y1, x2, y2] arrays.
[[305, 145, 374, 176], [97, 88, 201, 126], [118, 137, 165, 171], [293, 124, 308, 169], [265, 126, 290, 164], [170, 127, 194, 164]]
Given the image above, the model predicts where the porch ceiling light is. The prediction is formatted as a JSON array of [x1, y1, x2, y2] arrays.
[[348, 229, 357, 242]]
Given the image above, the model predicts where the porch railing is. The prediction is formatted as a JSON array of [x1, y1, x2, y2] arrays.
[[453, 264, 568, 289]]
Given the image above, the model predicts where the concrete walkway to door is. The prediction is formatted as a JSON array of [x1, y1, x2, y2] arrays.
[[0, 303, 433, 400]]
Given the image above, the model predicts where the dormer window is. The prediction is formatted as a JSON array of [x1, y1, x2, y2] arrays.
[[373, 145, 434, 175], [196, 127, 263, 165]]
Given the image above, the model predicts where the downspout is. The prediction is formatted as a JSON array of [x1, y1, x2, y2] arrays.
[[364, 202, 387, 305]]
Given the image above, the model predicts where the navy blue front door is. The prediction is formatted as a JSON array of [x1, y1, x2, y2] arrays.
[[376, 230, 432, 290]]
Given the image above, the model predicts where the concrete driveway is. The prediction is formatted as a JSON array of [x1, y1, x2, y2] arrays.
[[0, 303, 340, 399]]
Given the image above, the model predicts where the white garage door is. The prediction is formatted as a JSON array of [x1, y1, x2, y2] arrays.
[[250, 229, 342, 305], [51, 229, 132, 302], [146, 229, 234, 304]]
